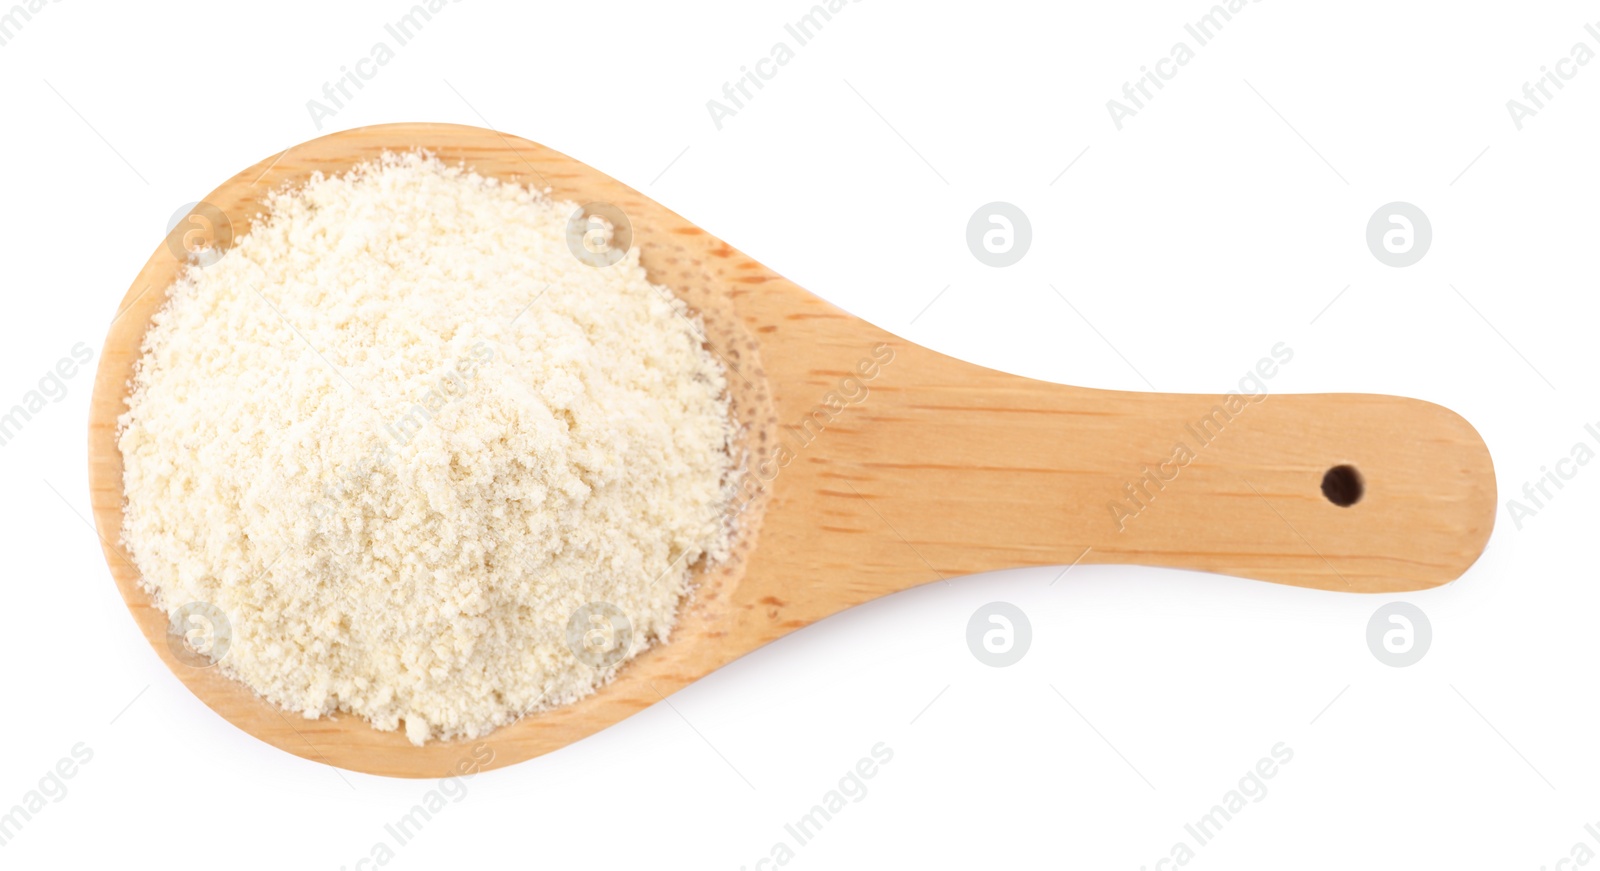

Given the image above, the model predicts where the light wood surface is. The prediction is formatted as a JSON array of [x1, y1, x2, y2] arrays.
[[88, 123, 1497, 778]]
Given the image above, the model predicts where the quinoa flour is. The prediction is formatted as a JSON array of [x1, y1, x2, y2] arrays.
[[118, 151, 739, 745]]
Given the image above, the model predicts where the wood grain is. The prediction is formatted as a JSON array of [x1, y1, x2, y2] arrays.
[[88, 123, 1496, 777]]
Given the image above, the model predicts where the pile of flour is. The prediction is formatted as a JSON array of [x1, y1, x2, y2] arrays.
[[118, 151, 738, 745]]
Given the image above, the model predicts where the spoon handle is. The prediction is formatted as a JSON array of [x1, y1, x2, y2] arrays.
[[758, 337, 1495, 601]]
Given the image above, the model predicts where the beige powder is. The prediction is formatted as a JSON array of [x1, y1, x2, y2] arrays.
[[118, 151, 738, 745]]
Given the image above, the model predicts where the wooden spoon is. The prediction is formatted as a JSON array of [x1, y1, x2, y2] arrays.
[[88, 122, 1496, 777]]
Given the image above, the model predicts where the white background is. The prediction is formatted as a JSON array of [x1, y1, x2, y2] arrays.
[[1, 0, 1596, 868]]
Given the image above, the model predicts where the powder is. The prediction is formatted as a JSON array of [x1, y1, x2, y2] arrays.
[[118, 151, 739, 745]]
